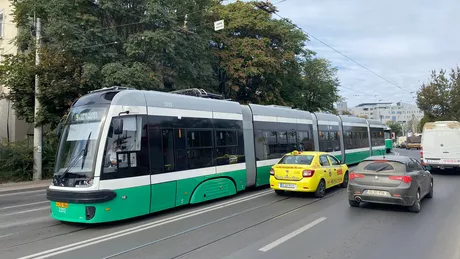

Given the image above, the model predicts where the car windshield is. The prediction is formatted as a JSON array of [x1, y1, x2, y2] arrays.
[[357, 160, 406, 173], [54, 106, 109, 179], [278, 155, 314, 165]]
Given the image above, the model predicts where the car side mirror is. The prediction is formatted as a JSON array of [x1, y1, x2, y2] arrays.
[[424, 165, 432, 171]]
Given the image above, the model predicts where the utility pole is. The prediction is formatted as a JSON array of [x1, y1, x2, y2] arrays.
[[33, 18, 42, 181]]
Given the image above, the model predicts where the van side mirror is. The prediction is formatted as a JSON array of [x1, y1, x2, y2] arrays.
[[113, 118, 124, 135]]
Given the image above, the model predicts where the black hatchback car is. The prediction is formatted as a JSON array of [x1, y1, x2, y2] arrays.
[[347, 155, 433, 213]]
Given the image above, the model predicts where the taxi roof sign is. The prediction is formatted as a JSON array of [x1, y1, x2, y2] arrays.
[[291, 150, 301, 155]]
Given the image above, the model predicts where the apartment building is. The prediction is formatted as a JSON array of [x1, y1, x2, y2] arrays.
[[0, 0, 32, 142], [350, 102, 424, 124]]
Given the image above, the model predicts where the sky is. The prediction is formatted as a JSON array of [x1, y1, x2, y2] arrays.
[[233, 0, 460, 108]]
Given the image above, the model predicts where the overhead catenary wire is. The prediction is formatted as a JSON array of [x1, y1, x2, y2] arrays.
[[271, 11, 405, 93]]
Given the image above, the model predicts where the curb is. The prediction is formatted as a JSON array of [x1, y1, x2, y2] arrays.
[[0, 181, 51, 195], [0, 186, 48, 195]]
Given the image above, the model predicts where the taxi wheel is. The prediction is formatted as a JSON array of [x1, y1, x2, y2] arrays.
[[314, 179, 326, 198], [275, 190, 285, 196], [340, 172, 349, 188]]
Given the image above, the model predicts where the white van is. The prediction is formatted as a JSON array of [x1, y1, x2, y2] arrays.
[[421, 121, 460, 171]]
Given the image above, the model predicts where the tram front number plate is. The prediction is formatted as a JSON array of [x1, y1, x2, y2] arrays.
[[56, 202, 69, 208]]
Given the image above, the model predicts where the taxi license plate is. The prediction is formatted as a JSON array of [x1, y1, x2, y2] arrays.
[[279, 183, 296, 190], [56, 202, 69, 208], [365, 190, 389, 196]]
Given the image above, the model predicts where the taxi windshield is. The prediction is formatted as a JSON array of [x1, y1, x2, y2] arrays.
[[278, 155, 314, 165]]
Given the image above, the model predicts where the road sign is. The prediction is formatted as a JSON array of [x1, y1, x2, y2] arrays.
[[214, 20, 224, 31]]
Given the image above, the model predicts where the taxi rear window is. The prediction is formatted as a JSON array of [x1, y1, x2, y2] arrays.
[[278, 155, 314, 165]]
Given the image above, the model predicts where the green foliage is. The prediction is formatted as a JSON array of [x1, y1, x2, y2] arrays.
[[385, 121, 402, 136], [283, 58, 340, 112], [210, 1, 339, 111], [2, 0, 218, 127], [1, 0, 340, 129], [416, 66, 460, 122], [0, 132, 58, 182]]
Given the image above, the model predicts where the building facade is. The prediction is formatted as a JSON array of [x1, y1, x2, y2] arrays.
[[335, 101, 348, 114], [0, 0, 32, 142], [350, 102, 424, 125]]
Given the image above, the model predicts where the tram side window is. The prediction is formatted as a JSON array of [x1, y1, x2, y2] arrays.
[[297, 131, 314, 151], [360, 131, 369, 148], [186, 130, 213, 169], [215, 130, 243, 165], [261, 131, 279, 160], [162, 129, 175, 172], [287, 131, 298, 151], [329, 131, 340, 151], [344, 131, 353, 149], [277, 131, 290, 154], [319, 131, 340, 152], [379, 131, 385, 145], [101, 115, 149, 179]]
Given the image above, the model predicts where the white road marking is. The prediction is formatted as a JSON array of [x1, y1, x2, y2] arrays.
[[0, 189, 45, 198], [258, 217, 327, 252], [1, 207, 50, 217], [18, 189, 273, 259], [0, 201, 49, 210]]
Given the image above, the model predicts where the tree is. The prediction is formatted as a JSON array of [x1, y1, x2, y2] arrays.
[[417, 66, 460, 124], [285, 57, 340, 112], [385, 121, 402, 136], [209, 1, 339, 111], [210, 1, 306, 104], [1, 0, 217, 127], [0, 0, 340, 128]]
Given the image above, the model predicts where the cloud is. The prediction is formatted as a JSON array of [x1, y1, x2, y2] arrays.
[[273, 0, 460, 107]]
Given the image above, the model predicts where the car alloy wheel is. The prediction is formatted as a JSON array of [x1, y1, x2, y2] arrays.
[[315, 180, 326, 198]]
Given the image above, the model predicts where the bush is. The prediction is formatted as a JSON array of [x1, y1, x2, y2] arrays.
[[0, 132, 58, 183]]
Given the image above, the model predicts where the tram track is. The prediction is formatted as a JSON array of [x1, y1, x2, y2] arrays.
[[102, 187, 346, 259], [0, 225, 91, 252]]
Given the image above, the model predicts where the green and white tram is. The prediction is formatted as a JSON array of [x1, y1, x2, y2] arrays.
[[47, 87, 386, 223]]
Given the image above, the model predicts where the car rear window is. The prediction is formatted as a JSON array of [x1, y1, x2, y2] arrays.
[[357, 160, 406, 173], [278, 155, 314, 165], [363, 162, 394, 171]]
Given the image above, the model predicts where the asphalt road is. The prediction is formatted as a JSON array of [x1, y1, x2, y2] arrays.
[[2, 148, 460, 259]]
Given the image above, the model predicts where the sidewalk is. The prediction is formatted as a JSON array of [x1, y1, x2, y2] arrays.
[[0, 179, 51, 194]]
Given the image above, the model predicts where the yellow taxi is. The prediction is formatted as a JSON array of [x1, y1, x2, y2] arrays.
[[269, 151, 349, 198]]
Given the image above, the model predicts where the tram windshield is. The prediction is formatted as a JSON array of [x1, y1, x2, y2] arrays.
[[54, 106, 109, 179]]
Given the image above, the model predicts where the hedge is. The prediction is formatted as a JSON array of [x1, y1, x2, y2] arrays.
[[0, 132, 58, 183]]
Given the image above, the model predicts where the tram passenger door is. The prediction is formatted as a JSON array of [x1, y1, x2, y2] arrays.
[[149, 128, 177, 213]]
